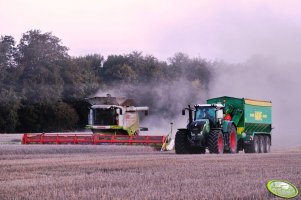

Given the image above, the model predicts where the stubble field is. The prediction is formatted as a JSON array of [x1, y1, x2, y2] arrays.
[[0, 137, 300, 200]]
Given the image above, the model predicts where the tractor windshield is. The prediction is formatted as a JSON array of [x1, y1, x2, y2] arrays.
[[93, 108, 117, 125], [195, 107, 216, 123]]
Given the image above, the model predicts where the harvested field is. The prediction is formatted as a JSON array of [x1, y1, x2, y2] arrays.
[[0, 144, 300, 200]]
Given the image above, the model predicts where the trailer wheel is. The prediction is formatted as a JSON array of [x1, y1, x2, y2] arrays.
[[264, 136, 271, 153], [259, 135, 265, 153], [175, 130, 190, 154], [253, 135, 260, 153], [245, 135, 260, 153], [208, 130, 224, 154]]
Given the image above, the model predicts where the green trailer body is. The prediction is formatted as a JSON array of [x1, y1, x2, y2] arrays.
[[207, 96, 272, 148]]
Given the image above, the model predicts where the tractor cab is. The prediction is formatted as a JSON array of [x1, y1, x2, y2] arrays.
[[182, 103, 224, 129], [180, 103, 225, 148], [194, 104, 224, 128]]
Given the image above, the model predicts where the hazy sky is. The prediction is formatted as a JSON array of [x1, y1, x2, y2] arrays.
[[1, 0, 301, 62]]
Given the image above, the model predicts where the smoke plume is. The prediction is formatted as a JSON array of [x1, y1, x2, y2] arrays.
[[96, 77, 209, 135], [210, 55, 301, 148]]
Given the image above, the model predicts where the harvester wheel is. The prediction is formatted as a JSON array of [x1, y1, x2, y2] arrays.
[[175, 130, 190, 154], [264, 136, 271, 153], [259, 135, 265, 153], [208, 130, 224, 154]]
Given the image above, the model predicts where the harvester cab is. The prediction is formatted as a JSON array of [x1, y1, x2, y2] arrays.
[[88, 105, 121, 127], [86, 94, 149, 135]]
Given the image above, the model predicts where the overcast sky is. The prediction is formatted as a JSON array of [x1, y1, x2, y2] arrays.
[[1, 0, 301, 62]]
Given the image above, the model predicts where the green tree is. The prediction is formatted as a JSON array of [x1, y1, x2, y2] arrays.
[[17, 30, 68, 66], [0, 36, 19, 90], [127, 52, 167, 83], [101, 55, 137, 85], [63, 54, 103, 101], [17, 102, 79, 132], [168, 52, 212, 88], [17, 30, 68, 103], [43, 102, 79, 131], [167, 52, 190, 78], [0, 89, 20, 132], [0, 35, 17, 68]]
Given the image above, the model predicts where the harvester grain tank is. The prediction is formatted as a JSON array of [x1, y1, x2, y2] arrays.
[[175, 96, 272, 154]]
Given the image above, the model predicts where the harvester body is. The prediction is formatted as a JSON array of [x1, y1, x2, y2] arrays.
[[22, 95, 166, 148], [85, 95, 148, 136], [175, 96, 272, 154]]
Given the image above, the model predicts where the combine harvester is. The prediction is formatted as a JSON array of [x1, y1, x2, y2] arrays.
[[22, 94, 168, 149]]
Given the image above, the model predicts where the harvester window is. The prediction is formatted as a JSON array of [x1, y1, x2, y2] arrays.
[[93, 108, 117, 125]]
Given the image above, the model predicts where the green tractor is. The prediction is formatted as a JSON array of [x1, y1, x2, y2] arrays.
[[175, 96, 272, 154]]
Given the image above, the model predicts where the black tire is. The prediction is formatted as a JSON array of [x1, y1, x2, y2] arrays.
[[208, 129, 224, 154], [244, 145, 252, 153], [200, 147, 206, 154], [225, 124, 237, 154], [264, 136, 271, 153], [244, 135, 260, 153], [253, 135, 260, 153], [190, 147, 206, 154], [259, 135, 265, 153], [175, 130, 190, 154]]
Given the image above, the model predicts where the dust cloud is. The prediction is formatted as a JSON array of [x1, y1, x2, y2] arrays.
[[95, 77, 210, 136], [210, 55, 301, 148], [96, 55, 301, 148]]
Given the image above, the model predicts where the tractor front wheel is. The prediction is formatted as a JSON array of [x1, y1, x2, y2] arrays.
[[175, 130, 190, 154], [208, 130, 224, 154], [190, 147, 206, 154]]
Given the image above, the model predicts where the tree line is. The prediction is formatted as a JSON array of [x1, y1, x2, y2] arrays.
[[0, 30, 213, 133]]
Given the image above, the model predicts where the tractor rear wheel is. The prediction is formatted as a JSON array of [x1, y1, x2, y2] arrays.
[[225, 124, 237, 153], [175, 130, 190, 154], [264, 136, 271, 153], [208, 130, 224, 154]]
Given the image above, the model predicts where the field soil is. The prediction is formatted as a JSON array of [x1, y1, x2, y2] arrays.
[[0, 135, 300, 200]]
